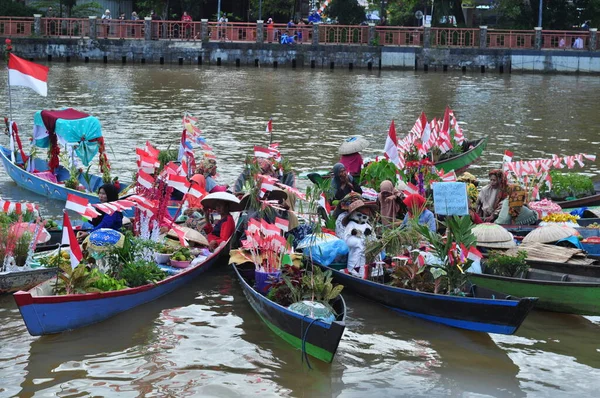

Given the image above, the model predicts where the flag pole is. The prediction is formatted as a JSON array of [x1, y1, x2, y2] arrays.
[[6, 50, 15, 163]]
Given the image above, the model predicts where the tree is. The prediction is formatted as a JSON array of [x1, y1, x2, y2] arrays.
[[0, 1, 40, 16], [325, 0, 366, 24], [248, 0, 295, 22]]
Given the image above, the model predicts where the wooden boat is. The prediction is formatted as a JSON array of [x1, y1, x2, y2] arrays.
[[313, 262, 536, 335], [231, 263, 346, 363], [300, 138, 488, 184], [555, 182, 600, 209], [14, 236, 233, 336], [468, 267, 600, 315], [0, 267, 58, 295]]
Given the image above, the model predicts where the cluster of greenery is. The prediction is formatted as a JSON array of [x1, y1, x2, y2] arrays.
[[540, 171, 595, 200], [267, 264, 344, 312], [485, 250, 528, 277], [360, 159, 398, 190]]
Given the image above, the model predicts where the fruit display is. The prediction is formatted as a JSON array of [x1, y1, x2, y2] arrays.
[[586, 222, 600, 229], [45, 219, 59, 229], [156, 243, 177, 254], [39, 250, 71, 268], [541, 213, 580, 224], [171, 247, 192, 262]]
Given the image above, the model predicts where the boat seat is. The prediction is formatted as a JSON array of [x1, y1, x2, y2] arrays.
[[527, 268, 600, 283]]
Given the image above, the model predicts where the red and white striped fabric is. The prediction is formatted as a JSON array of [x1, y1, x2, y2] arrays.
[[275, 183, 306, 201], [145, 141, 160, 159], [384, 120, 401, 166], [503, 150, 514, 163], [166, 174, 191, 194], [274, 217, 289, 232], [404, 182, 419, 195], [65, 194, 100, 219], [61, 211, 83, 269], [188, 184, 204, 199], [8, 54, 49, 97], [261, 220, 281, 236], [438, 170, 457, 182], [129, 195, 158, 215], [254, 146, 272, 159], [137, 170, 155, 189]]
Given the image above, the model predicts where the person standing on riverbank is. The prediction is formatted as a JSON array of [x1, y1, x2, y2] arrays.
[[101, 9, 111, 38], [182, 11, 193, 40]]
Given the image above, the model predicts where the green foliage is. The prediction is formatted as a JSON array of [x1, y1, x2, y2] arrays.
[[14, 232, 32, 266], [415, 215, 477, 293], [89, 268, 128, 291], [486, 250, 529, 277], [359, 159, 398, 190], [365, 225, 421, 263], [120, 260, 167, 287], [70, 2, 102, 18], [326, 0, 366, 24], [0, 1, 41, 16], [541, 171, 595, 200], [158, 148, 178, 172], [106, 231, 158, 276], [386, 0, 422, 26], [55, 263, 102, 295], [304, 266, 344, 303], [248, 0, 295, 21]]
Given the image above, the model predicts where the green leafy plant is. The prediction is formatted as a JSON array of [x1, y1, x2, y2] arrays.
[[89, 268, 128, 291], [158, 147, 178, 172], [54, 263, 101, 295], [39, 250, 70, 268], [485, 250, 529, 277], [14, 232, 32, 266], [120, 260, 167, 287], [541, 171, 595, 200], [303, 266, 344, 305], [365, 225, 421, 263], [360, 159, 398, 190]]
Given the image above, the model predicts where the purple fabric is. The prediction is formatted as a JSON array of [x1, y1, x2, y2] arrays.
[[339, 153, 363, 175]]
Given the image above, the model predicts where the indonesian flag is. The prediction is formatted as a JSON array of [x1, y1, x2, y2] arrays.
[[266, 117, 273, 134], [145, 141, 160, 159], [404, 182, 419, 195], [254, 145, 272, 159], [274, 217, 289, 232], [261, 219, 281, 236], [188, 183, 205, 199], [452, 115, 465, 144], [167, 174, 191, 194], [410, 112, 427, 137], [317, 193, 332, 215], [503, 150, 513, 163], [61, 211, 83, 269], [441, 107, 450, 136], [247, 218, 261, 234], [467, 246, 483, 262], [438, 170, 457, 182], [384, 120, 401, 166], [8, 54, 49, 97], [65, 194, 100, 219], [137, 170, 155, 189]]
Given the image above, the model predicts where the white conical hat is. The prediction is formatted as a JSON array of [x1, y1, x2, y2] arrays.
[[338, 136, 369, 155]]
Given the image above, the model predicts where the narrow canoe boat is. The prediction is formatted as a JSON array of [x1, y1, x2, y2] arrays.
[[0, 267, 58, 295], [231, 263, 347, 363], [14, 237, 233, 336], [468, 267, 600, 315], [0, 145, 180, 218], [313, 262, 536, 335], [299, 138, 488, 184]]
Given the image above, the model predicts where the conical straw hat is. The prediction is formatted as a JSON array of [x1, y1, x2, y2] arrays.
[[338, 136, 369, 155], [523, 224, 578, 244], [201, 192, 242, 211], [471, 223, 516, 248], [167, 226, 209, 246]]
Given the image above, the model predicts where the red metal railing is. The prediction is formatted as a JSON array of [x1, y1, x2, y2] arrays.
[[376, 26, 423, 46], [0, 17, 34, 37], [0, 17, 596, 51], [431, 28, 479, 47], [487, 30, 535, 49], [318, 24, 369, 45], [542, 30, 590, 50]]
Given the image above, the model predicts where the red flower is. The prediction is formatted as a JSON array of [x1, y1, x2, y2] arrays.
[[5, 39, 11, 45]]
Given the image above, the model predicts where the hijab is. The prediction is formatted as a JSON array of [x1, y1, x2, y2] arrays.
[[378, 180, 402, 225], [91, 184, 119, 226], [331, 163, 352, 192]]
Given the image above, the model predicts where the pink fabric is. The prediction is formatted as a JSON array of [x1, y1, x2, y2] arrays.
[[34, 171, 58, 184], [339, 153, 363, 175]]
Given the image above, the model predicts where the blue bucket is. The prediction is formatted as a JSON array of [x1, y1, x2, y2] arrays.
[[255, 270, 281, 294]]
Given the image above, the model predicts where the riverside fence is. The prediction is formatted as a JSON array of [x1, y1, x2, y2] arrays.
[[0, 16, 597, 51]]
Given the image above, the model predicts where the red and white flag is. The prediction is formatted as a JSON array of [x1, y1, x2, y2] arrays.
[[438, 170, 457, 182], [188, 183, 205, 199], [145, 141, 160, 159], [266, 117, 273, 133], [8, 54, 49, 97], [384, 120, 401, 166], [254, 145, 272, 159], [467, 246, 483, 262], [65, 194, 100, 219], [317, 193, 332, 215], [274, 217, 289, 232], [61, 211, 83, 269], [167, 174, 191, 194], [137, 170, 155, 189], [503, 150, 513, 163], [261, 220, 281, 236], [404, 182, 419, 195]]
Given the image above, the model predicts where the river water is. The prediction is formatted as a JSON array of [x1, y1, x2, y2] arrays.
[[1, 65, 599, 397]]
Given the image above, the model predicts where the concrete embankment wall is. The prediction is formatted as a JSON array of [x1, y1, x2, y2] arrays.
[[7, 38, 600, 74]]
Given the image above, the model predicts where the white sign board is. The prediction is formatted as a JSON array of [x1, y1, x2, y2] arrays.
[[432, 182, 469, 216], [425, 15, 432, 25]]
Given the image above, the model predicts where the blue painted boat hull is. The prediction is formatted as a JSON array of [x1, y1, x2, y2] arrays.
[[314, 262, 537, 335], [14, 245, 229, 336], [0, 145, 179, 218]]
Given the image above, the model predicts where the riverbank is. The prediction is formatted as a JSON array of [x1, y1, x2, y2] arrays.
[[5, 37, 600, 74]]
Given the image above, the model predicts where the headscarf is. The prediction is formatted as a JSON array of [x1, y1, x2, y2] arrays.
[[185, 174, 207, 208], [99, 183, 119, 202], [199, 158, 217, 175], [331, 163, 352, 192], [378, 180, 402, 225], [257, 158, 275, 176], [403, 193, 426, 216], [488, 169, 508, 207], [507, 184, 527, 218], [333, 191, 362, 219]]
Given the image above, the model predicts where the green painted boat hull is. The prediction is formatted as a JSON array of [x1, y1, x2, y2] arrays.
[[469, 273, 600, 315]]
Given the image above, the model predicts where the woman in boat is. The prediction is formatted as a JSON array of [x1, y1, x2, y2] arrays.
[[338, 136, 368, 179], [476, 169, 508, 222], [402, 193, 436, 232], [494, 184, 538, 225], [458, 172, 483, 224], [377, 180, 407, 226], [233, 157, 295, 193], [330, 163, 362, 202], [184, 170, 208, 230], [200, 158, 228, 193], [77, 183, 123, 241], [201, 193, 237, 251]]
